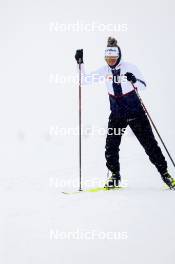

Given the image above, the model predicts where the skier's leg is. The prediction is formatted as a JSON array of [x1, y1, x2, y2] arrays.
[[128, 112, 167, 174], [105, 113, 127, 174]]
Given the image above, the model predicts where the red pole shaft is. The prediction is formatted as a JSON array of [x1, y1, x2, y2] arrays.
[[78, 62, 82, 191], [134, 87, 175, 168]]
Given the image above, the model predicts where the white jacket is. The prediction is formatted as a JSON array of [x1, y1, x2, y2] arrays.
[[80, 60, 146, 96]]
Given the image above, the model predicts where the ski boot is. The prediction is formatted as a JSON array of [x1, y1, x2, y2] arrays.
[[161, 171, 175, 190], [104, 172, 121, 189]]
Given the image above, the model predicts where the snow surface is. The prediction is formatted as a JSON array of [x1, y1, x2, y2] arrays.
[[1, 0, 175, 263]]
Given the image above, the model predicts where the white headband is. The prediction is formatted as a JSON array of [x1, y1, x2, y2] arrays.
[[105, 47, 119, 57]]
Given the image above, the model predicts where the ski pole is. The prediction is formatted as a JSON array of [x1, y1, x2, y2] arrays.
[[78, 59, 82, 191], [134, 87, 175, 168]]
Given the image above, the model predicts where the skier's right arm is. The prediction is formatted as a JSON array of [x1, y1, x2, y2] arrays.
[[75, 49, 106, 85]]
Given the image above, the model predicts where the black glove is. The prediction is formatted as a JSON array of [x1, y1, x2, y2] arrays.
[[75, 49, 83, 64], [125, 72, 137, 83]]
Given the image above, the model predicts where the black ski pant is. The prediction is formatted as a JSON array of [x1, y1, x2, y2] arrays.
[[105, 111, 167, 175]]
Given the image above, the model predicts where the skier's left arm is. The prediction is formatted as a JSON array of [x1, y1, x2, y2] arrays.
[[125, 65, 147, 90]]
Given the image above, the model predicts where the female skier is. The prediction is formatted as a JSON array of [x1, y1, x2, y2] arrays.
[[75, 37, 175, 189]]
